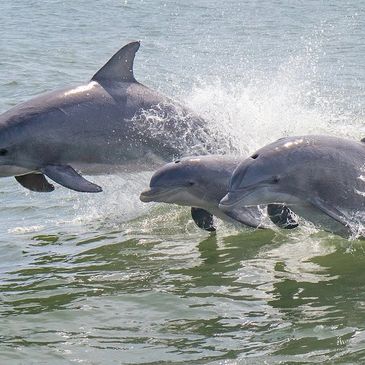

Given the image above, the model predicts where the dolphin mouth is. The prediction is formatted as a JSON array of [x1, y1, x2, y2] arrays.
[[219, 180, 275, 210], [219, 190, 250, 210], [139, 186, 183, 203]]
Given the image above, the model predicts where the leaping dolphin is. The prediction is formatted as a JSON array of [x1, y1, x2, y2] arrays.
[[220, 135, 365, 237], [0, 41, 218, 193], [140, 155, 298, 231]]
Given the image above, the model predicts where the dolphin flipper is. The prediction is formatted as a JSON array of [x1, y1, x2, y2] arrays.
[[42, 165, 102, 193], [310, 198, 349, 228], [267, 204, 298, 229], [15, 173, 55, 192], [92, 41, 140, 83], [191, 207, 216, 232]]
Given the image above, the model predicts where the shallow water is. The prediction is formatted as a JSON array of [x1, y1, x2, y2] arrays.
[[0, 1, 365, 363]]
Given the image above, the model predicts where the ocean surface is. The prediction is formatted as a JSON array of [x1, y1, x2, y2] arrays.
[[0, 1, 365, 364]]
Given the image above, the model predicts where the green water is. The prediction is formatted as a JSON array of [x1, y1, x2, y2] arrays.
[[2, 218, 365, 364], [1, 0, 365, 363]]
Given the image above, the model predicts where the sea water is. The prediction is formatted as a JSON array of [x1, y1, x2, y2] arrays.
[[0, 1, 365, 363]]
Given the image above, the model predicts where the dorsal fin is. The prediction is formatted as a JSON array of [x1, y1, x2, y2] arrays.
[[91, 41, 140, 83]]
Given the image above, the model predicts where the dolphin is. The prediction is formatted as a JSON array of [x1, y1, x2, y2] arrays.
[[0, 41, 218, 193], [219, 135, 365, 237], [140, 155, 298, 231]]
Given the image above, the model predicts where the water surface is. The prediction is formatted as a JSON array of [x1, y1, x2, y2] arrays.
[[0, 1, 365, 363]]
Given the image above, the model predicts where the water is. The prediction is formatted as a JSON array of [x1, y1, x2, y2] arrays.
[[0, 0, 365, 363]]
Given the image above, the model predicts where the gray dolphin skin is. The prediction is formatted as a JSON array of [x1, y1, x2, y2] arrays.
[[0, 41, 215, 193], [220, 135, 365, 237], [140, 155, 297, 231]]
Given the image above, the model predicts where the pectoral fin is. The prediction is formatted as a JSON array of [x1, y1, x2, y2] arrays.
[[267, 204, 298, 229], [15, 173, 55, 192], [191, 207, 216, 232], [310, 197, 349, 228], [41, 165, 102, 193]]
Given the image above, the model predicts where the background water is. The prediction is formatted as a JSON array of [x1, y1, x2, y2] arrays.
[[0, 0, 365, 364]]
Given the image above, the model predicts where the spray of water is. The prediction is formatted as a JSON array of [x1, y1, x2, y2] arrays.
[[186, 62, 363, 157]]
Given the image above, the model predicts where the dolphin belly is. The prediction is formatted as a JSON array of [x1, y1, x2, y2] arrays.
[[0, 165, 33, 177]]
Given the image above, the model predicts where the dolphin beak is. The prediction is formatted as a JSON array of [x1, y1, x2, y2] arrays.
[[140, 187, 157, 203], [139, 186, 181, 203], [219, 193, 232, 207], [219, 191, 265, 228], [219, 191, 246, 210]]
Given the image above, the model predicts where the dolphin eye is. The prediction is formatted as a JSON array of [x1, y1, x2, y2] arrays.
[[0, 149, 8, 156], [272, 176, 280, 184], [174, 160, 181, 164], [251, 153, 259, 159], [188, 181, 195, 186]]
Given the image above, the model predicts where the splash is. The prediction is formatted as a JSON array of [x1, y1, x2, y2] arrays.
[[131, 100, 235, 157], [184, 39, 364, 155]]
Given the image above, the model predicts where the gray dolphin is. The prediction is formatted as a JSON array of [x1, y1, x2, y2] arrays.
[[220, 135, 365, 236], [140, 155, 297, 231], [0, 41, 217, 193]]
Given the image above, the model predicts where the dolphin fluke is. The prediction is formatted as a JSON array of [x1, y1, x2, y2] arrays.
[[92, 41, 140, 83], [15, 173, 55, 192], [41, 165, 102, 193]]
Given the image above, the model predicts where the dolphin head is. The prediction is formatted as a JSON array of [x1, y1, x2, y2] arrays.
[[0, 121, 36, 177], [140, 156, 237, 208], [0, 109, 55, 177], [220, 137, 315, 211]]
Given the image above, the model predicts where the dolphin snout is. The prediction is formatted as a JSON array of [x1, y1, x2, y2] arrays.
[[219, 191, 244, 210], [219, 193, 232, 208], [139, 188, 156, 203], [140, 186, 180, 203]]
